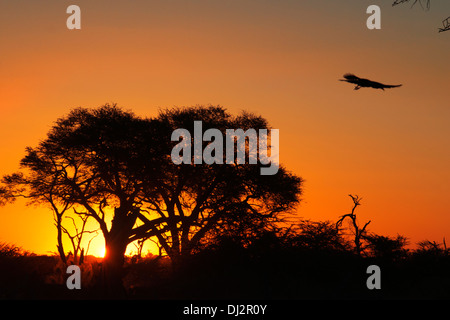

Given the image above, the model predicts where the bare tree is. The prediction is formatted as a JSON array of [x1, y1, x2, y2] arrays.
[[1, 168, 73, 264], [336, 195, 371, 256], [131, 237, 148, 260], [61, 213, 100, 264]]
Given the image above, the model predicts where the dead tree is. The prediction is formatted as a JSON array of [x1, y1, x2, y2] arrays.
[[336, 195, 371, 256], [61, 211, 100, 264], [131, 237, 148, 260]]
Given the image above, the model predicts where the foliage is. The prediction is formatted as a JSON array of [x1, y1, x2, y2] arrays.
[[0, 243, 32, 258], [291, 220, 351, 252], [364, 234, 409, 261], [0, 104, 303, 293]]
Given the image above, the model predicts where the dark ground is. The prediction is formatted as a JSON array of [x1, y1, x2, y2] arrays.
[[1, 239, 449, 300]]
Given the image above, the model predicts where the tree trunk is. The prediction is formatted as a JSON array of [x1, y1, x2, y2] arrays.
[[168, 244, 194, 275], [103, 236, 128, 298], [56, 216, 67, 265], [101, 206, 137, 297], [169, 252, 188, 276]]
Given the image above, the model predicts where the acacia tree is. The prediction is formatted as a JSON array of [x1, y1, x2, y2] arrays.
[[0, 104, 302, 293], [0, 105, 166, 293], [133, 106, 302, 267]]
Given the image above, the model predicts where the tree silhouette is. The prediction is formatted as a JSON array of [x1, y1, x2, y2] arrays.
[[416, 239, 449, 256], [61, 213, 100, 265], [138, 106, 302, 268], [292, 220, 350, 252], [364, 234, 409, 262], [336, 195, 371, 256], [1, 105, 160, 294], [1, 165, 74, 265], [0, 104, 302, 294]]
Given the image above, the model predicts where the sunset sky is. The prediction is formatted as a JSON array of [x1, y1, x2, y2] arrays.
[[1, 0, 449, 257]]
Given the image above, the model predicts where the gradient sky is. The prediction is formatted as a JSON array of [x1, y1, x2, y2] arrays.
[[1, 0, 449, 256]]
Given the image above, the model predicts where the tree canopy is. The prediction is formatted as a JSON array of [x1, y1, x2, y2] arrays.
[[0, 104, 303, 289]]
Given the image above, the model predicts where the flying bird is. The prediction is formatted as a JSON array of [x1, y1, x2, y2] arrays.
[[339, 73, 402, 90]]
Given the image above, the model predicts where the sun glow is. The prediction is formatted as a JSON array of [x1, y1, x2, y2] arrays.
[[85, 236, 106, 258], [97, 247, 106, 258]]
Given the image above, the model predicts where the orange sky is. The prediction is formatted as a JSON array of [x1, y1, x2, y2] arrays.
[[1, 0, 449, 256]]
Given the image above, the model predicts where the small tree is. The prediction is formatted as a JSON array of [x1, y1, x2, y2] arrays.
[[1, 164, 74, 265], [336, 195, 371, 256], [61, 213, 100, 264], [416, 239, 449, 256]]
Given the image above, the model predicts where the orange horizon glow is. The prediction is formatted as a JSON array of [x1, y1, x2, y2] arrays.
[[1, 1, 450, 256]]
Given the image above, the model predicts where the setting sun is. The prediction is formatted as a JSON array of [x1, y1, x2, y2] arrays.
[[97, 247, 106, 259]]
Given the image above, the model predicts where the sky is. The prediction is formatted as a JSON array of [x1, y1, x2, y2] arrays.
[[0, 0, 449, 257]]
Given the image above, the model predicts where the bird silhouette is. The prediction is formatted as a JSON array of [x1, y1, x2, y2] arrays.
[[339, 73, 402, 91]]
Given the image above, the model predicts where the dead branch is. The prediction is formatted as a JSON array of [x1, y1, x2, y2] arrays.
[[336, 194, 371, 256], [439, 17, 450, 32], [392, 0, 430, 10]]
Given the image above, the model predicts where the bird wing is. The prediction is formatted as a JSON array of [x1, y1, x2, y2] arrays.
[[380, 84, 402, 88]]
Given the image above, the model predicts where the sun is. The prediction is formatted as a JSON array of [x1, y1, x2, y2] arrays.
[[87, 236, 106, 258], [97, 247, 106, 258]]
